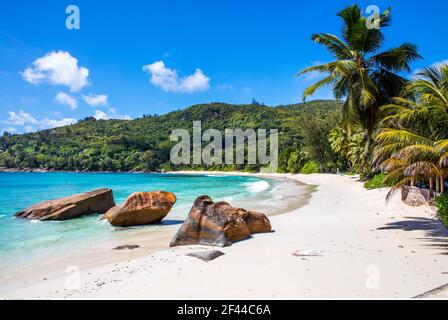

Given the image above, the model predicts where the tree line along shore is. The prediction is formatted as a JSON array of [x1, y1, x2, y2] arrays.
[[1, 5, 447, 226]]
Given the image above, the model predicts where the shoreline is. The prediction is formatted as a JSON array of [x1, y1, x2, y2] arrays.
[[0, 172, 310, 296], [2, 172, 448, 299], [0, 167, 269, 174], [0, 167, 160, 173]]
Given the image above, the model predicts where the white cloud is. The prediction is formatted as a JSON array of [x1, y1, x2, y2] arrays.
[[7, 110, 38, 125], [142, 60, 210, 93], [93, 108, 131, 120], [41, 118, 77, 128], [300, 61, 327, 82], [1, 127, 17, 134], [93, 110, 107, 120], [3, 107, 130, 133], [55, 92, 78, 110], [21, 51, 89, 92], [430, 60, 448, 69], [413, 60, 448, 78], [82, 94, 108, 106], [4, 110, 76, 131]]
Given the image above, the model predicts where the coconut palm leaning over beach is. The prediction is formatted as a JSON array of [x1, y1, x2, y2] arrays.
[[374, 64, 448, 199], [299, 4, 421, 174]]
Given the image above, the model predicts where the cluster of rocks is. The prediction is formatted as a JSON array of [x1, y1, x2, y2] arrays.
[[170, 195, 272, 247], [15, 189, 272, 247]]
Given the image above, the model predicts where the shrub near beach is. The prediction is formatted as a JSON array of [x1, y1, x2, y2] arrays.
[[300, 161, 320, 174], [436, 193, 448, 227]]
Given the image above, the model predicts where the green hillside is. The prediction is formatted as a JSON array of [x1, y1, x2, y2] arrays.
[[0, 100, 342, 173]]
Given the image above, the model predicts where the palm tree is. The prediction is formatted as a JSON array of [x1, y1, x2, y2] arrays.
[[374, 129, 447, 199], [299, 5, 421, 171], [374, 64, 448, 198], [329, 125, 369, 173]]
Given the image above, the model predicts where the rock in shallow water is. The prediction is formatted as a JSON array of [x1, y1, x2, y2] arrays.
[[15, 189, 115, 221], [104, 191, 176, 227], [170, 195, 272, 247], [187, 250, 225, 262]]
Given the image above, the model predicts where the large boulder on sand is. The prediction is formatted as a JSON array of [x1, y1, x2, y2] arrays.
[[170, 196, 272, 247], [237, 208, 272, 234], [15, 189, 115, 221], [104, 191, 176, 227], [402, 186, 431, 206]]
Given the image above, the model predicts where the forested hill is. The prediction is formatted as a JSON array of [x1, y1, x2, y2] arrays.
[[0, 100, 342, 173]]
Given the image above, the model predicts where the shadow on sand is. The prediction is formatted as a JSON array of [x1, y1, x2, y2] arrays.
[[378, 216, 448, 255]]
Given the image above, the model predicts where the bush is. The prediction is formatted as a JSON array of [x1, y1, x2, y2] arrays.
[[436, 193, 448, 227], [300, 161, 320, 174], [364, 173, 387, 189], [364, 173, 399, 190]]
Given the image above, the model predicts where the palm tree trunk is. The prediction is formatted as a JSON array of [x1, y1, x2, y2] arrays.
[[411, 177, 415, 187], [436, 176, 440, 193], [430, 177, 434, 197], [441, 176, 445, 194]]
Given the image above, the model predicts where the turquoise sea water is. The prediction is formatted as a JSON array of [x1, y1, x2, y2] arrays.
[[0, 172, 296, 272]]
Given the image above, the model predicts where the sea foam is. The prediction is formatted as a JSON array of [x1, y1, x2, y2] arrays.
[[245, 180, 270, 193]]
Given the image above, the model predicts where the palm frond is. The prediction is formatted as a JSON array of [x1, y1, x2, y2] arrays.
[[302, 75, 335, 101], [297, 62, 335, 76], [435, 139, 448, 152], [310, 33, 352, 60], [368, 43, 422, 73], [376, 129, 434, 146]]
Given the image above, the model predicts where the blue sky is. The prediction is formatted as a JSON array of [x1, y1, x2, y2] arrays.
[[1, 0, 447, 133]]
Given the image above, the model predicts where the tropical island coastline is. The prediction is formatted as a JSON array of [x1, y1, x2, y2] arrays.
[[1, 2, 448, 302], [0, 172, 310, 295], [1, 171, 447, 299]]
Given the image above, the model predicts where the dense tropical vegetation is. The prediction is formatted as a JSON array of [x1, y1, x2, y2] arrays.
[[374, 64, 448, 198], [0, 100, 342, 173]]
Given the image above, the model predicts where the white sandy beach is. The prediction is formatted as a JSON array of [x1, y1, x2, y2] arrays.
[[2, 173, 448, 299]]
